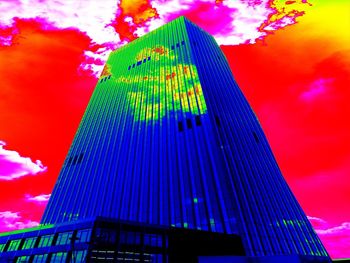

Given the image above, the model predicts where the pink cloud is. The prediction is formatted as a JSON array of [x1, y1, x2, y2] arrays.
[[25, 194, 51, 204], [308, 216, 350, 259], [300, 78, 334, 101], [0, 211, 39, 232], [0, 141, 47, 180]]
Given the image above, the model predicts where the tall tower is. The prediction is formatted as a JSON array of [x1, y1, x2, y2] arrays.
[[41, 17, 330, 261]]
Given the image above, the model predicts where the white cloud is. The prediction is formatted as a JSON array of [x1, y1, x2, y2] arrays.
[[25, 194, 51, 203], [0, 141, 47, 180]]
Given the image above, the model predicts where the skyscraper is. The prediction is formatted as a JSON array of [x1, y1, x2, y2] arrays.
[[0, 17, 331, 263]]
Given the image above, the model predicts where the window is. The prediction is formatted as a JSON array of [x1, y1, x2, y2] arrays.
[[214, 115, 221, 127], [171, 45, 175, 50], [67, 153, 84, 166], [16, 256, 30, 263], [100, 78, 103, 83], [176, 43, 180, 48], [137, 60, 142, 66], [178, 121, 184, 132], [108, 75, 111, 79], [128, 65, 131, 70], [73, 250, 87, 262], [253, 132, 259, 143], [144, 234, 162, 247], [23, 237, 36, 249], [55, 231, 73, 245], [38, 235, 53, 247], [143, 58, 146, 63], [195, 115, 202, 126], [50, 252, 67, 263], [0, 243, 6, 252], [147, 56, 151, 61], [32, 254, 48, 263], [132, 64, 135, 68], [186, 118, 193, 129], [181, 40, 185, 45], [76, 229, 91, 243], [7, 239, 21, 251]]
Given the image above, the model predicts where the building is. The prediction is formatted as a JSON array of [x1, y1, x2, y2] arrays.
[[0, 16, 331, 262]]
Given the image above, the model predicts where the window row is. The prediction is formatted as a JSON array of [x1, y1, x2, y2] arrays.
[[3, 229, 91, 252], [99, 74, 112, 83], [171, 40, 185, 50], [128, 56, 151, 71], [16, 250, 87, 263], [178, 115, 202, 132]]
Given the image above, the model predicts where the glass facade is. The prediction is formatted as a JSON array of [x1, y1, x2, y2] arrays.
[[37, 16, 330, 261]]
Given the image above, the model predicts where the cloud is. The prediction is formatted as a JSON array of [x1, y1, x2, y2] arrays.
[[308, 216, 350, 259], [0, 0, 313, 76], [0, 141, 47, 181], [0, 211, 39, 232], [25, 194, 51, 204], [300, 77, 334, 102]]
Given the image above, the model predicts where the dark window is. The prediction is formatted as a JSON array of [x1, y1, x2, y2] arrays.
[[195, 115, 202, 126], [100, 78, 103, 83], [171, 45, 175, 50], [128, 65, 131, 70], [137, 61, 142, 66], [253, 132, 259, 143], [148, 56, 151, 61], [108, 75, 111, 79], [176, 43, 180, 48], [67, 153, 84, 165], [132, 64, 135, 68], [186, 118, 193, 129], [181, 40, 185, 45], [178, 121, 184, 132], [193, 41, 196, 46], [143, 58, 146, 63], [103, 77, 107, 82], [214, 115, 221, 127]]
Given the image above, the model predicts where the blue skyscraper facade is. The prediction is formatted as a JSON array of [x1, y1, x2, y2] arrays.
[[0, 17, 331, 262]]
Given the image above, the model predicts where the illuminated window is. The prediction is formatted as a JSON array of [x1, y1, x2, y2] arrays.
[[23, 237, 36, 249], [76, 229, 92, 243], [55, 231, 73, 245], [0, 243, 5, 252], [51, 252, 67, 263], [16, 256, 30, 263], [32, 254, 48, 263], [7, 239, 21, 251], [38, 235, 53, 247]]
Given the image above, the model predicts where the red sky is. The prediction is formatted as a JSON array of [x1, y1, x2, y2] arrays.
[[0, 0, 349, 259]]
